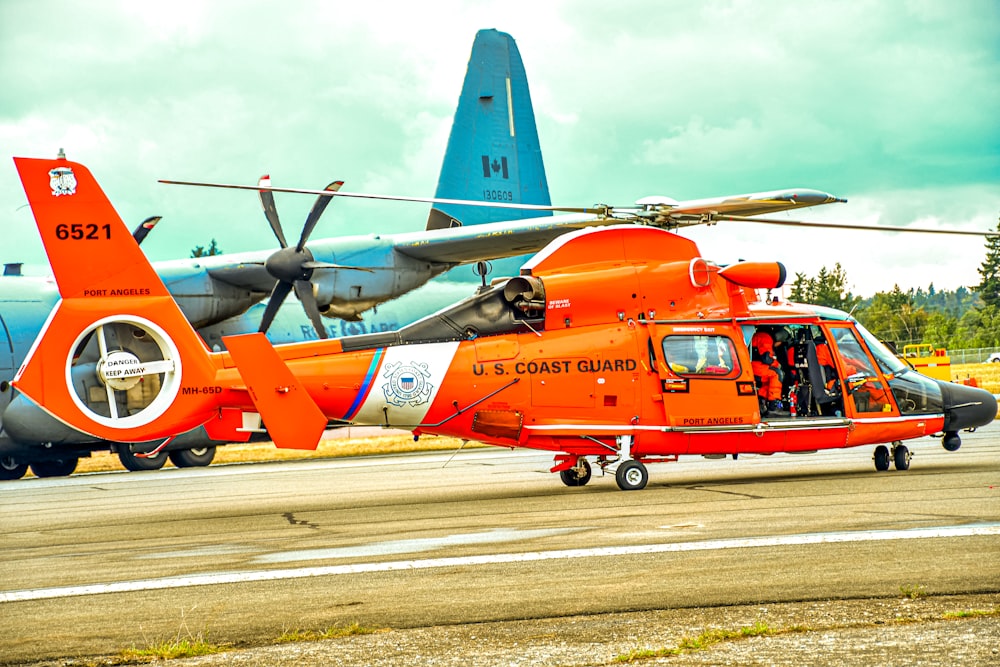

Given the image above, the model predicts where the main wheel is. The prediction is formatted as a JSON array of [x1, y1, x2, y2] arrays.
[[893, 444, 911, 471], [615, 460, 648, 491], [118, 445, 167, 472], [873, 445, 890, 471], [0, 456, 29, 480], [169, 446, 216, 468], [559, 458, 592, 487], [29, 458, 79, 478]]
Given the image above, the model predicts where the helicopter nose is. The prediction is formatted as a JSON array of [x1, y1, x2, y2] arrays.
[[938, 379, 997, 432]]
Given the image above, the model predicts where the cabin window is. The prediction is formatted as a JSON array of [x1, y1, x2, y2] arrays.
[[661, 335, 741, 378]]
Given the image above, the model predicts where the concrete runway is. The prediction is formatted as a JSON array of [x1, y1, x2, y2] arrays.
[[1, 424, 998, 664]]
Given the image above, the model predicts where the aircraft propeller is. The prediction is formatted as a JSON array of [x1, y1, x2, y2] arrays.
[[255, 176, 373, 340]]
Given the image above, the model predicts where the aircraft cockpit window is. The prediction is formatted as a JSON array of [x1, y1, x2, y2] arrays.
[[827, 327, 893, 414], [853, 322, 909, 376], [662, 335, 740, 378]]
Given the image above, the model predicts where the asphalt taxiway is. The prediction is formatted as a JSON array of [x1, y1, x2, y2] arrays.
[[1, 424, 998, 664]]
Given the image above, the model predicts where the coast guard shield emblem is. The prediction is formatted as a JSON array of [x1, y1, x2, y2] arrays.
[[382, 360, 433, 407], [49, 166, 77, 196]]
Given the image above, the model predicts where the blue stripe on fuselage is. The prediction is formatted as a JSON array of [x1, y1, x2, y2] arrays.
[[342, 348, 385, 421]]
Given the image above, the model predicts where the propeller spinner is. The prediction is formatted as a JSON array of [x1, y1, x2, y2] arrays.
[[255, 176, 372, 339]]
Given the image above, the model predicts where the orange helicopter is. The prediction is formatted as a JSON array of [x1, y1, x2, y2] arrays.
[[12, 157, 997, 490]]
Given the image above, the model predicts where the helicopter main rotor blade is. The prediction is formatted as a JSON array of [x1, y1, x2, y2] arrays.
[[258, 279, 294, 335], [297, 181, 344, 253], [712, 215, 1000, 237], [258, 175, 288, 248], [162, 179, 999, 237], [294, 279, 328, 339], [161, 179, 604, 215]]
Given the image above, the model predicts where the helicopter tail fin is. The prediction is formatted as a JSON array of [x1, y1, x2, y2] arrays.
[[12, 156, 224, 444], [426, 29, 551, 233]]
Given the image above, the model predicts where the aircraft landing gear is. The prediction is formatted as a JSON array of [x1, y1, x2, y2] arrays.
[[0, 455, 29, 480], [29, 457, 78, 478], [892, 443, 911, 471], [559, 458, 592, 487], [117, 444, 167, 472], [873, 442, 910, 472], [168, 446, 216, 468], [615, 459, 648, 491], [873, 445, 890, 471]]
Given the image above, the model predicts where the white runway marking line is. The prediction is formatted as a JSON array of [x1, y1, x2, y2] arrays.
[[3, 524, 998, 603]]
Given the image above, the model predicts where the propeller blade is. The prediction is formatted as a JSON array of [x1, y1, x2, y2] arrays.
[[258, 279, 294, 335], [131, 216, 162, 245], [297, 181, 344, 253], [258, 175, 288, 248], [294, 279, 328, 339], [301, 260, 375, 272]]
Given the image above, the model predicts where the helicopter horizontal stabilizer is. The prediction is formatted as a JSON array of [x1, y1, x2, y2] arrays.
[[222, 333, 328, 450]]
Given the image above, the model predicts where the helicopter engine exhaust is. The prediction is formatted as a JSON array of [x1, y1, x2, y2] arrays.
[[718, 261, 787, 289]]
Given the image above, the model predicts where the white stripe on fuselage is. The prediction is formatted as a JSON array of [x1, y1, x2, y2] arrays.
[[353, 341, 461, 427]]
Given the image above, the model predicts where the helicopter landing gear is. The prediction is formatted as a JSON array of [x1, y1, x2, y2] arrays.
[[559, 458, 592, 487], [117, 444, 167, 472], [615, 459, 648, 491], [873, 445, 890, 471], [892, 443, 911, 471], [873, 441, 910, 472]]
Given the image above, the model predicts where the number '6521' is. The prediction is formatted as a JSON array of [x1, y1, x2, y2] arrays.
[[55, 223, 112, 240]]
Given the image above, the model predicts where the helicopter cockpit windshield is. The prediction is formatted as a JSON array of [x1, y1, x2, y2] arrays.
[[853, 321, 944, 416]]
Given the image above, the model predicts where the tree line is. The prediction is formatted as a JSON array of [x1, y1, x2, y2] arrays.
[[788, 223, 1000, 350]]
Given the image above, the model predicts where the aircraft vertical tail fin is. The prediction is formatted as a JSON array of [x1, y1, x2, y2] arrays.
[[427, 29, 551, 233], [12, 156, 224, 443]]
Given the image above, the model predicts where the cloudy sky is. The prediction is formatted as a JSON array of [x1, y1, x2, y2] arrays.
[[1, 0, 997, 296]]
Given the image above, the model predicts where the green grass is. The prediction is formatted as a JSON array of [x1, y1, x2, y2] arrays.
[[615, 622, 802, 662], [943, 608, 997, 619], [118, 637, 225, 661], [275, 621, 384, 643], [612, 606, 997, 663], [899, 583, 928, 599]]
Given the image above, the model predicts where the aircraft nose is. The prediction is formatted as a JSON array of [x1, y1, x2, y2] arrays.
[[939, 379, 997, 432]]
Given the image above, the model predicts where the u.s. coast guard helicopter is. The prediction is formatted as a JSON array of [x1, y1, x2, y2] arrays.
[[11, 155, 995, 490]]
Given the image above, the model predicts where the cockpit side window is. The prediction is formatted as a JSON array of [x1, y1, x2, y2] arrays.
[[826, 326, 894, 414]]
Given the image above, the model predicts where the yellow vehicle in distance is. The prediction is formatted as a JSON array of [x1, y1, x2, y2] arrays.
[[902, 344, 952, 381]]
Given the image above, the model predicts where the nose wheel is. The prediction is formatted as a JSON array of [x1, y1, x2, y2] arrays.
[[873, 442, 910, 472]]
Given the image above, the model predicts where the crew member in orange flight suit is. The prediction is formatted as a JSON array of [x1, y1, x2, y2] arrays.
[[751, 329, 784, 414]]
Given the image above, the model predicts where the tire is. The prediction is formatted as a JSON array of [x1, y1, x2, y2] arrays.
[[615, 460, 648, 491], [559, 458, 592, 487], [29, 458, 79, 478], [168, 447, 216, 468], [873, 445, 890, 472], [893, 445, 911, 471], [118, 445, 167, 472], [0, 456, 29, 480]]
